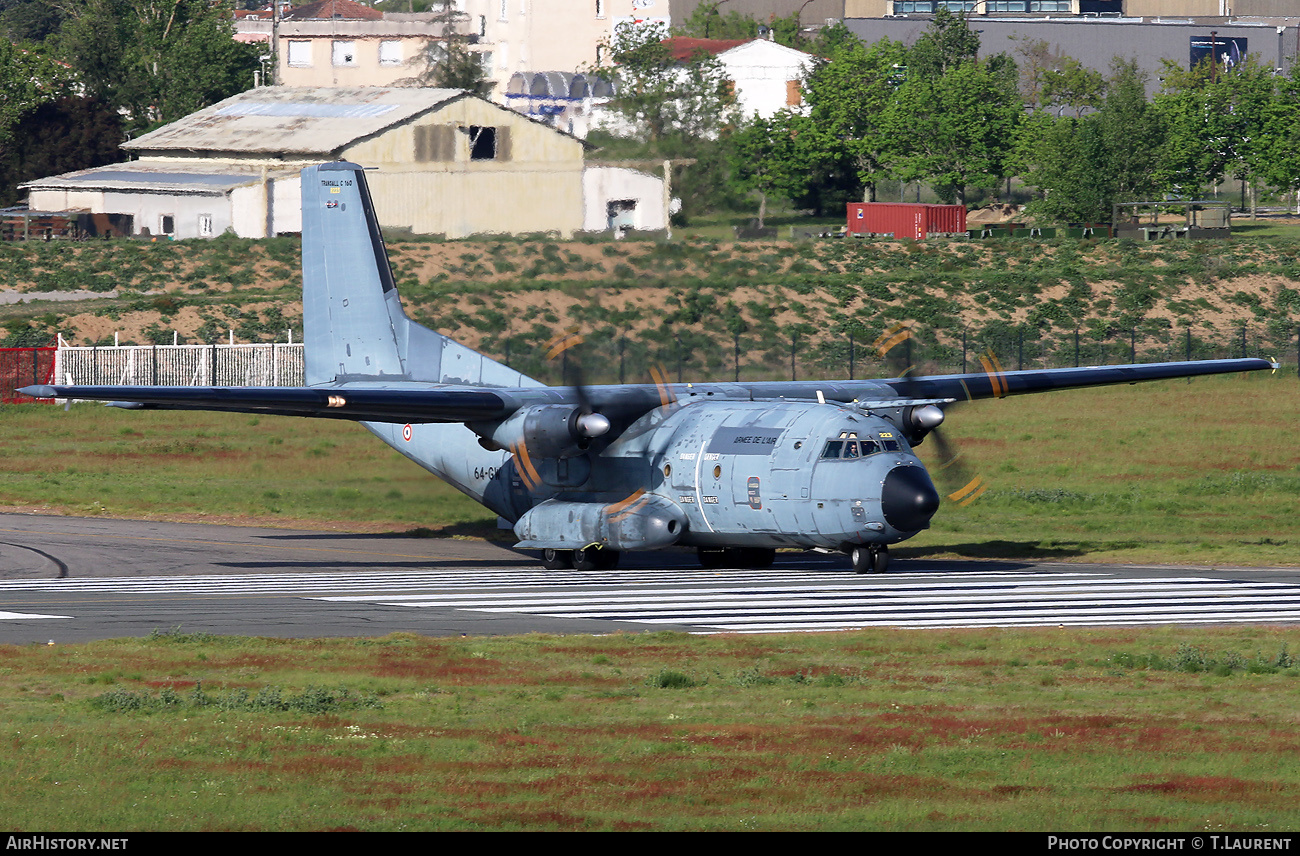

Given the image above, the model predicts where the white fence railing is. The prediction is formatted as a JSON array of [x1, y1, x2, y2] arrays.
[[56, 340, 305, 387]]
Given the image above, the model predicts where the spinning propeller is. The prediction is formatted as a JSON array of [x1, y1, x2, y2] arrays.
[[875, 322, 988, 507]]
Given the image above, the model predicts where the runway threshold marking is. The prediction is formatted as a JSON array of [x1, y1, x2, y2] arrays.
[[0, 611, 71, 621]]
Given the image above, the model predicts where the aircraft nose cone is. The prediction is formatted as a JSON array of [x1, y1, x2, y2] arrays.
[[881, 465, 940, 532]]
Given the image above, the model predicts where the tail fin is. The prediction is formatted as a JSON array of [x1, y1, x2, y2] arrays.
[[300, 162, 536, 389]]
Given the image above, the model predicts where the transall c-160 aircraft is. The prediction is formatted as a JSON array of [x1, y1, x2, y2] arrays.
[[24, 162, 1275, 573]]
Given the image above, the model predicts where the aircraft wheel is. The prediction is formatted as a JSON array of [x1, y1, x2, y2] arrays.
[[737, 547, 776, 569], [697, 548, 727, 569], [573, 546, 616, 572], [540, 548, 573, 570], [851, 545, 889, 575]]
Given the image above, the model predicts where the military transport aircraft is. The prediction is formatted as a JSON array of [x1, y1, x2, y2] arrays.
[[24, 162, 1274, 574]]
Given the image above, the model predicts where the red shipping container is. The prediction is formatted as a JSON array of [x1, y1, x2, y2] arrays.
[[846, 203, 967, 240]]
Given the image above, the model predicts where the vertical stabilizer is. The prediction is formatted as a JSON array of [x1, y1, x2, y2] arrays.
[[300, 162, 536, 389]]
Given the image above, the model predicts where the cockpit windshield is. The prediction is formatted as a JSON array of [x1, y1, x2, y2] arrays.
[[820, 431, 903, 460]]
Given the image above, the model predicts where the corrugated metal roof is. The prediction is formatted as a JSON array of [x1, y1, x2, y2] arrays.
[[20, 162, 297, 194], [124, 87, 465, 156]]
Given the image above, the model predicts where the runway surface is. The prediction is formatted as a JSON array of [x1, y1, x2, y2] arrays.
[[3, 512, 1300, 643]]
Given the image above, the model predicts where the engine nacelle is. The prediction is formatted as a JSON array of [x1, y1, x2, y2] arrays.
[[901, 403, 945, 444], [513, 495, 687, 551], [473, 404, 610, 460]]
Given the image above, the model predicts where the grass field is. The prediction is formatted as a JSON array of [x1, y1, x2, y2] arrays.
[[3, 626, 1299, 830]]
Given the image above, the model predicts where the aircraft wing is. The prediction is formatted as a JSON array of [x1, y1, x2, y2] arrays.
[[20, 357, 1273, 424], [17, 384, 514, 423], [878, 357, 1275, 402]]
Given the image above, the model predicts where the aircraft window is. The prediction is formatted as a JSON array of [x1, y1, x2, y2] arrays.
[[881, 438, 901, 452], [860, 439, 880, 456], [821, 440, 843, 459], [843, 441, 859, 459]]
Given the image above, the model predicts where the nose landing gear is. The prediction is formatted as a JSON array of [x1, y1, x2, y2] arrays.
[[849, 544, 889, 574]]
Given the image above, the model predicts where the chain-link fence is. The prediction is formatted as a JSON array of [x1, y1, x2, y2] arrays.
[[484, 320, 1291, 387], [45, 319, 1289, 392]]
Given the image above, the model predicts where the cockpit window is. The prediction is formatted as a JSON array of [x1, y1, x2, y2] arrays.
[[822, 432, 902, 460]]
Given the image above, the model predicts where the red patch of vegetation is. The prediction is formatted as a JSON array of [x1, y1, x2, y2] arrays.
[[1115, 775, 1293, 808], [461, 808, 593, 831]]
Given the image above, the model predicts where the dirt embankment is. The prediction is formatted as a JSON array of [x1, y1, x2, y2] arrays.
[[2, 235, 1298, 348]]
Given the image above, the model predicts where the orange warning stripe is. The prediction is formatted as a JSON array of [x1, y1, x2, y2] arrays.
[[979, 351, 1007, 398], [948, 476, 987, 507], [607, 489, 649, 523], [544, 330, 585, 361], [511, 441, 542, 491]]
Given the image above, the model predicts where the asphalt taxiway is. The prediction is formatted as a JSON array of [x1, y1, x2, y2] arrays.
[[2, 512, 1300, 643]]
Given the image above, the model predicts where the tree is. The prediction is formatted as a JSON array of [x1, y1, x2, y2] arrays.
[[677, 2, 757, 41], [906, 8, 979, 77], [727, 112, 810, 227], [884, 55, 1022, 206], [1042, 56, 1105, 118], [800, 36, 907, 203], [599, 20, 737, 148], [0, 39, 77, 146], [1154, 55, 1274, 199], [1251, 65, 1300, 211], [1018, 114, 1111, 223], [0, 95, 124, 206], [53, 0, 261, 135], [400, 6, 490, 95], [1020, 58, 1166, 224], [0, 0, 67, 42], [1094, 58, 1166, 204]]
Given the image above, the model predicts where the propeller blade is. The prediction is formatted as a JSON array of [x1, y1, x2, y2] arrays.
[[877, 322, 989, 507]]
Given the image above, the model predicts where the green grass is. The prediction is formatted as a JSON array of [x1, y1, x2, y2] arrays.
[[0, 404, 493, 535], [2, 626, 1300, 830], [904, 371, 1299, 566]]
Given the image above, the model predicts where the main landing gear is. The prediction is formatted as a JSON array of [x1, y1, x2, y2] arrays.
[[849, 544, 890, 574], [540, 546, 620, 571]]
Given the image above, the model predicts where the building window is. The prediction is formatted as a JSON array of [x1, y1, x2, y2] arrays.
[[332, 40, 357, 67], [479, 14, 487, 36], [468, 125, 511, 161], [160, 215, 175, 236], [287, 40, 312, 67], [498, 0, 508, 21], [379, 41, 402, 66], [786, 79, 802, 106], [596, 0, 605, 17], [198, 214, 213, 237]]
